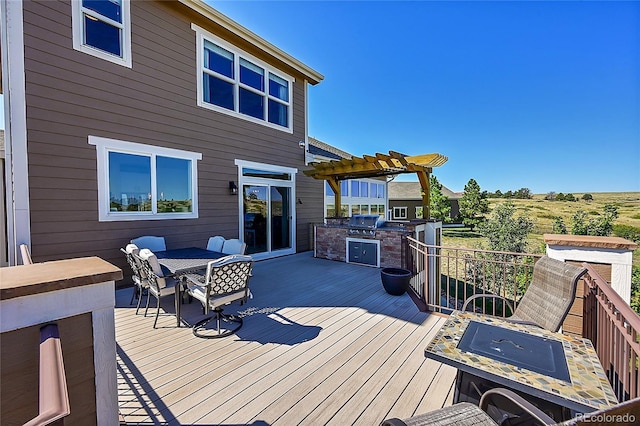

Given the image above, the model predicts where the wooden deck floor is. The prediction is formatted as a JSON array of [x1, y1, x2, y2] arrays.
[[115, 252, 456, 426]]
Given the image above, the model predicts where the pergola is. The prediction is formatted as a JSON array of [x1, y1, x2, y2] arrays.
[[303, 151, 448, 219]]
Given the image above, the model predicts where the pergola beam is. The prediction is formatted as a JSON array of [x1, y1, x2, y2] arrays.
[[304, 151, 448, 218]]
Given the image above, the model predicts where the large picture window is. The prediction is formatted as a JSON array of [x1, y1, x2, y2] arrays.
[[90, 137, 202, 221], [194, 24, 293, 132], [72, 0, 131, 67]]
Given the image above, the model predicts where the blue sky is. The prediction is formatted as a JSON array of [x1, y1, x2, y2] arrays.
[[211, 0, 639, 194]]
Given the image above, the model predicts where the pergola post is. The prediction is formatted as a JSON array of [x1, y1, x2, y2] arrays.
[[416, 169, 431, 219], [326, 177, 342, 217]]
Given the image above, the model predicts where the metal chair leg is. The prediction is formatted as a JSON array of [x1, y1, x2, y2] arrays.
[[144, 290, 151, 317], [153, 296, 160, 328], [135, 286, 144, 315], [192, 307, 243, 338]]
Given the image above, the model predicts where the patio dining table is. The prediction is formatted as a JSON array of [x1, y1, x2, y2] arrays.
[[425, 310, 618, 421], [155, 247, 226, 327]]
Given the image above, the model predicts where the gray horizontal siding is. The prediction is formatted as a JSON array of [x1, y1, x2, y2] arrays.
[[22, 0, 323, 274]]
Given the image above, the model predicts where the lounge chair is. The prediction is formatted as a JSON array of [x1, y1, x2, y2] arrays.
[[462, 256, 587, 332], [381, 388, 640, 426]]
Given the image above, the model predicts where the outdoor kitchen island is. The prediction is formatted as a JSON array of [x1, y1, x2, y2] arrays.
[[314, 215, 429, 268]]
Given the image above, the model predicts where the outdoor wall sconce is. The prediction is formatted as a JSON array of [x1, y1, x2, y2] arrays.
[[229, 181, 238, 195]]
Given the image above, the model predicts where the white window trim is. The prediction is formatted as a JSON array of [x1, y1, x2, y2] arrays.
[[89, 136, 202, 221], [393, 206, 408, 220], [192, 23, 294, 133], [71, 0, 132, 68]]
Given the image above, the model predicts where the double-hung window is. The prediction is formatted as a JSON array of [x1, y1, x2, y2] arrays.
[[72, 0, 132, 67], [89, 136, 202, 221], [194, 24, 293, 132]]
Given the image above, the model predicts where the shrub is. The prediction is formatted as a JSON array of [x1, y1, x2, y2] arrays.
[[571, 204, 618, 236], [631, 266, 640, 315], [552, 216, 568, 234], [613, 224, 640, 243], [465, 203, 535, 299], [582, 193, 593, 201]]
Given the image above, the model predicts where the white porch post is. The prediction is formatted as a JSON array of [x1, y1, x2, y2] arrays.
[[544, 234, 637, 304]]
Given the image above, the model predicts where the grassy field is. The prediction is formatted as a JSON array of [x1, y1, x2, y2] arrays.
[[442, 192, 640, 266]]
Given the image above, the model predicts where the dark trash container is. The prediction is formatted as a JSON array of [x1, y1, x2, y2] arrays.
[[380, 268, 411, 296]]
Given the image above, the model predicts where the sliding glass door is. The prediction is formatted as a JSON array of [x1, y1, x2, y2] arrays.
[[237, 160, 296, 258]]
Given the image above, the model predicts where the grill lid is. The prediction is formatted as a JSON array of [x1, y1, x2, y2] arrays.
[[349, 214, 385, 229]]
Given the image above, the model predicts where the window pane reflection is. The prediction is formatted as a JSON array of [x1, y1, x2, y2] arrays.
[[84, 15, 121, 56], [108, 152, 151, 212], [83, 0, 122, 23], [203, 74, 234, 110], [157, 156, 192, 213]]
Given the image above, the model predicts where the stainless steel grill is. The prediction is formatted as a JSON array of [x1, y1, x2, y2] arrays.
[[348, 214, 386, 237]]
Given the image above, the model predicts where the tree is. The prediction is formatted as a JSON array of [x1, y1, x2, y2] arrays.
[[428, 175, 451, 222], [590, 204, 619, 236], [504, 190, 514, 199], [553, 216, 568, 234], [556, 193, 565, 201], [582, 193, 593, 202], [466, 202, 535, 300], [494, 189, 503, 198], [545, 192, 557, 201], [631, 266, 640, 315], [459, 179, 489, 231], [571, 210, 588, 235], [479, 202, 534, 253], [571, 204, 618, 236], [565, 193, 576, 202], [514, 188, 533, 199]]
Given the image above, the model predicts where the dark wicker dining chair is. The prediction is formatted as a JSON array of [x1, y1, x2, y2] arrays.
[[137, 248, 178, 328], [120, 243, 148, 314], [462, 256, 587, 332]]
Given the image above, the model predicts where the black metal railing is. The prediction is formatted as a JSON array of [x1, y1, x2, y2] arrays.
[[406, 236, 540, 314]]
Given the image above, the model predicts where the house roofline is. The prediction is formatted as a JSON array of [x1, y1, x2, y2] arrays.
[[308, 136, 353, 160], [180, 0, 324, 85]]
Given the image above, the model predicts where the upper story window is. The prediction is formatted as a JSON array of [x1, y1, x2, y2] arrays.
[[193, 24, 293, 133], [72, 0, 132, 68], [89, 136, 202, 221], [370, 183, 385, 198], [325, 181, 349, 196]]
